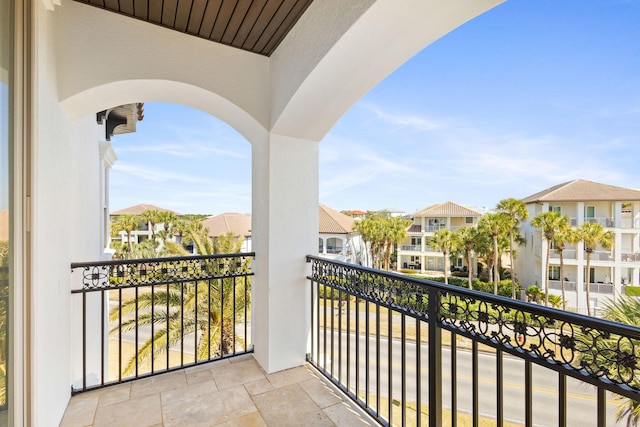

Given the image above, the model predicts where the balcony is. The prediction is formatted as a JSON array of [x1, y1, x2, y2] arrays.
[[548, 279, 577, 291], [621, 218, 640, 229], [571, 217, 615, 227], [621, 252, 640, 262], [64, 254, 640, 426], [550, 249, 577, 259], [400, 245, 422, 251]]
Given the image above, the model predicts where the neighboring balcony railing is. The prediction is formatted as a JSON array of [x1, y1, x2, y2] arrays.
[[548, 279, 577, 291], [621, 218, 640, 229], [70, 253, 254, 394], [570, 218, 615, 227], [584, 282, 615, 294], [306, 255, 640, 427], [550, 249, 577, 259], [400, 245, 422, 251], [590, 250, 613, 261], [621, 252, 640, 262]]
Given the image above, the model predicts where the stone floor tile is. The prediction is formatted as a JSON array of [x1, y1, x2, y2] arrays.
[[214, 411, 267, 427], [59, 395, 98, 427], [162, 390, 225, 427], [266, 365, 317, 389], [130, 370, 187, 398], [323, 401, 376, 426], [244, 378, 274, 396], [97, 383, 131, 407], [160, 379, 217, 406], [252, 383, 334, 427], [93, 394, 162, 427], [210, 359, 266, 390], [185, 364, 215, 385], [299, 377, 343, 409], [163, 385, 256, 427], [227, 353, 255, 364]]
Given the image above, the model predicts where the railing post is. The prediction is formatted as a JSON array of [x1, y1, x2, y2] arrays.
[[428, 289, 442, 427]]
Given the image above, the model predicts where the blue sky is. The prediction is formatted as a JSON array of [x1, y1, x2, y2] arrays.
[[110, 0, 640, 216]]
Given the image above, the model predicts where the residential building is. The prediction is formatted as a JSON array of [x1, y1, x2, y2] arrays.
[[343, 209, 367, 220], [398, 201, 483, 274], [110, 203, 181, 249], [517, 179, 640, 314], [318, 204, 365, 265], [201, 212, 253, 253], [196, 207, 362, 263], [2, 1, 515, 424], [377, 208, 405, 218]]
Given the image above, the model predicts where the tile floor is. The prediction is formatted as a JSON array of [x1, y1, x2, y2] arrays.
[[60, 354, 376, 426]]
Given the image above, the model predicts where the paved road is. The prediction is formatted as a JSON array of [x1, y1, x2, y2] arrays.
[[316, 330, 622, 426]]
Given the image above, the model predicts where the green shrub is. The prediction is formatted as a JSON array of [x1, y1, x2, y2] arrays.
[[318, 285, 350, 301], [625, 286, 640, 297]]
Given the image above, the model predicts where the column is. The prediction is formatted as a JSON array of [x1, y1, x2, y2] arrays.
[[614, 202, 622, 228], [251, 133, 318, 373]]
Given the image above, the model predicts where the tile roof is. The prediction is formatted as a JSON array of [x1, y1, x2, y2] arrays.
[[111, 204, 181, 216], [202, 213, 252, 238], [414, 201, 482, 217], [319, 204, 355, 234], [521, 179, 640, 203]]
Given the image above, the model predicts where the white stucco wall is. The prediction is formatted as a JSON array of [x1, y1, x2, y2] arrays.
[[31, 3, 107, 424]]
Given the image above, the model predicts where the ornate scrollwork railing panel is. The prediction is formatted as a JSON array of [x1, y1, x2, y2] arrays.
[[72, 253, 254, 290], [306, 255, 640, 398]]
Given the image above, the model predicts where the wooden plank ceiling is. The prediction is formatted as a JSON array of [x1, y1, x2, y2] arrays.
[[73, 0, 315, 56]]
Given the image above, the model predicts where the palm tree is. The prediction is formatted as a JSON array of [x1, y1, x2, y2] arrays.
[[553, 225, 581, 310], [381, 216, 411, 271], [586, 296, 640, 425], [580, 222, 614, 316], [140, 209, 161, 247], [110, 228, 249, 375], [455, 227, 476, 289], [478, 213, 510, 295], [354, 214, 385, 269], [111, 214, 142, 254], [496, 198, 529, 298], [429, 229, 459, 284], [157, 211, 178, 244], [531, 211, 568, 306]]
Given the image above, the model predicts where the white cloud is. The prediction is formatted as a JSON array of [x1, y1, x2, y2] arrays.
[[361, 104, 443, 132], [112, 163, 205, 184], [116, 141, 245, 159]]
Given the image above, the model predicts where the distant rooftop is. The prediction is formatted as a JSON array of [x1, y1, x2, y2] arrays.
[[202, 213, 252, 238], [319, 204, 355, 234], [111, 204, 181, 216], [521, 179, 640, 203], [414, 201, 482, 217]]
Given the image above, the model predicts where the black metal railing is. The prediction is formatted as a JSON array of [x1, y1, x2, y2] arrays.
[[70, 253, 254, 394], [306, 255, 640, 427]]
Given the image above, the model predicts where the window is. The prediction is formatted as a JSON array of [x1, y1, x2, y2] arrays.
[[411, 237, 421, 246], [0, 0, 12, 414], [326, 238, 343, 254], [318, 238, 323, 253], [549, 206, 561, 213], [549, 266, 560, 280], [465, 217, 473, 224], [585, 206, 596, 220]]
